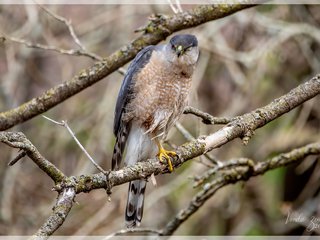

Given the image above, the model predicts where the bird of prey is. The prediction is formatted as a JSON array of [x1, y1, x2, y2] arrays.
[[112, 34, 199, 228]]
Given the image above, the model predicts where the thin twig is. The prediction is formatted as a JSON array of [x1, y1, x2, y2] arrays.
[[8, 151, 27, 166], [167, 0, 179, 14], [183, 106, 234, 125], [175, 0, 183, 13], [2, 34, 125, 76], [175, 122, 194, 141], [37, 4, 86, 51], [2, 35, 102, 61], [175, 122, 221, 165], [42, 115, 106, 174], [37, 4, 124, 77]]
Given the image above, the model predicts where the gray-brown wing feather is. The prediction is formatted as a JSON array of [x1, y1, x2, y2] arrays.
[[112, 46, 155, 170]]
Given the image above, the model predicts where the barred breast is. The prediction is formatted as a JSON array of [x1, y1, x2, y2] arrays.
[[125, 50, 193, 138]]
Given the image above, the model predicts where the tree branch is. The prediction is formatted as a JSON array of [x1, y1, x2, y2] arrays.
[[183, 106, 234, 125], [0, 3, 255, 131], [37, 4, 88, 52], [32, 187, 76, 239], [161, 142, 320, 235], [42, 115, 106, 174], [202, 74, 320, 147], [0, 132, 65, 183]]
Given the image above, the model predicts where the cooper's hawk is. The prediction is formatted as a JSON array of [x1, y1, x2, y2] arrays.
[[112, 34, 199, 227]]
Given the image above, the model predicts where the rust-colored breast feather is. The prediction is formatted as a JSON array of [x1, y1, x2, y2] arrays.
[[124, 50, 192, 137]]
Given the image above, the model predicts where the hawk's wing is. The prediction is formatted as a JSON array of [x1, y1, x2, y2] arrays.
[[112, 45, 155, 170], [113, 45, 155, 135]]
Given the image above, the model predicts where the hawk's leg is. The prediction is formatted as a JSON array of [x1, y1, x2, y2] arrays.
[[155, 139, 176, 172]]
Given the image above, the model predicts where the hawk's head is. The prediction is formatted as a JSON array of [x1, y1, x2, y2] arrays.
[[170, 34, 198, 57], [166, 34, 199, 66]]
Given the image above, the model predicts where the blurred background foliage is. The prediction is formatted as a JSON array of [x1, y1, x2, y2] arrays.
[[0, 4, 319, 236]]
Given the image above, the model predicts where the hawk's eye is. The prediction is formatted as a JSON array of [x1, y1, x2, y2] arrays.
[[171, 44, 176, 50], [185, 45, 192, 51]]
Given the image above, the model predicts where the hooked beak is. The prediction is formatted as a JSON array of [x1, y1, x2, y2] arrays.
[[176, 45, 183, 57]]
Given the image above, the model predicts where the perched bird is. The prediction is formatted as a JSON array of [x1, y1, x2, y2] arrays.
[[112, 34, 199, 228]]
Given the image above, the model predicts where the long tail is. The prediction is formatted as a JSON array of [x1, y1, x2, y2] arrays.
[[125, 180, 147, 228], [112, 123, 130, 170]]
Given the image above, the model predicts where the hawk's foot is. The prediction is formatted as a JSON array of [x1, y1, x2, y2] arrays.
[[157, 148, 176, 172]]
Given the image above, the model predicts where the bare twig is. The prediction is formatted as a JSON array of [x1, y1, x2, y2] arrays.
[[42, 115, 106, 174], [167, 0, 179, 14], [8, 151, 27, 166], [1, 34, 128, 77], [2, 5, 127, 76], [175, 0, 183, 13], [167, 0, 183, 14], [175, 122, 194, 140], [183, 106, 234, 125], [37, 4, 86, 51], [2, 35, 102, 61], [2, 75, 319, 189]]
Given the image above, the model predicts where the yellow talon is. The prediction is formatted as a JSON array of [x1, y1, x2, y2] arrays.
[[154, 138, 177, 172], [157, 146, 176, 172], [156, 139, 177, 172]]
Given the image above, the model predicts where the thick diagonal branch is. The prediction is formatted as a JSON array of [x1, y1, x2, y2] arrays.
[[0, 4, 255, 131], [2, 75, 319, 193]]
